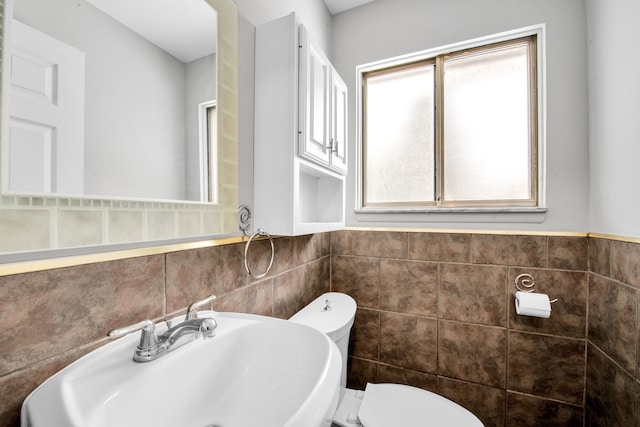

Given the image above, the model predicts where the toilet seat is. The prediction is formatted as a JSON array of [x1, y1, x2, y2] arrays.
[[333, 383, 483, 427]]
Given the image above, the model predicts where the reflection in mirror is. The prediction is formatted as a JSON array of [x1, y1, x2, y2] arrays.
[[0, 0, 239, 260], [3, 0, 217, 202]]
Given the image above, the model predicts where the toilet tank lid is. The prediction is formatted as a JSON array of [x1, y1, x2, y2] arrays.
[[289, 292, 356, 340]]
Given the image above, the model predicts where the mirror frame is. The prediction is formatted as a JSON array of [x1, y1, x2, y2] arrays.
[[0, 0, 239, 269]]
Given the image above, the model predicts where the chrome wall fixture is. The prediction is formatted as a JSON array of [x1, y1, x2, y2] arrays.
[[238, 205, 252, 236], [243, 228, 275, 279], [514, 273, 558, 303]]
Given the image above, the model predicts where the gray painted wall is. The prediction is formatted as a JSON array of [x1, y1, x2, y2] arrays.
[[242, 0, 639, 238], [332, 0, 590, 232], [587, 0, 640, 238]]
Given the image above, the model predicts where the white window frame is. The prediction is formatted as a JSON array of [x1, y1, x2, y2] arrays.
[[355, 24, 547, 221]]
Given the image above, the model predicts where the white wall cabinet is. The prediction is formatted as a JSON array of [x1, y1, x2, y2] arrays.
[[254, 13, 346, 235]]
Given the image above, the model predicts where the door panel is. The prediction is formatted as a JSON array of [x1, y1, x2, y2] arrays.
[[7, 118, 55, 192], [298, 25, 330, 167], [330, 72, 348, 174], [3, 19, 85, 195]]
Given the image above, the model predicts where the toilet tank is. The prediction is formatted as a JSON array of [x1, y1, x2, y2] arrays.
[[289, 292, 357, 388]]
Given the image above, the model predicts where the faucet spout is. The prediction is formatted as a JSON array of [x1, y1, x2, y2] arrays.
[[162, 317, 217, 347], [186, 294, 217, 320]]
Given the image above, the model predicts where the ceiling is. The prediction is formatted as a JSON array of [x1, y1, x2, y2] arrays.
[[86, 0, 217, 63], [323, 0, 377, 15], [85, 0, 375, 62]]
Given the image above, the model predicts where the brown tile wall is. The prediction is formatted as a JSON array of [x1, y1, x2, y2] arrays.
[[1, 230, 638, 427], [586, 237, 640, 426], [332, 230, 589, 426], [0, 234, 330, 426]]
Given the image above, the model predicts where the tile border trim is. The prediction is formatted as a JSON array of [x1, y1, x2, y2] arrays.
[[4, 228, 639, 278]]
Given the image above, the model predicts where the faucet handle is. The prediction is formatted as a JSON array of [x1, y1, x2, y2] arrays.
[[108, 319, 155, 338], [108, 319, 160, 358], [186, 294, 217, 320]]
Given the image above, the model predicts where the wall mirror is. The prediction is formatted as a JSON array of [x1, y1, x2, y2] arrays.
[[0, 0, 238, 262]]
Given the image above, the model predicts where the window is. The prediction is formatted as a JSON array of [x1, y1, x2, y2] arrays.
[[359, 32, 541, 211]]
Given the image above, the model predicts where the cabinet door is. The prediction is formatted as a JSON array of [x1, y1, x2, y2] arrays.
[[330, 70, 348, 174], [298, 26, 331, 167]]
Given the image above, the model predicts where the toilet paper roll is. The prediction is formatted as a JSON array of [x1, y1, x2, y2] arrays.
[[515, 291, 551, 318]]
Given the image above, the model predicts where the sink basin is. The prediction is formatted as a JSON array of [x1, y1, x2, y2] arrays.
[[22, 312, 342, 427]]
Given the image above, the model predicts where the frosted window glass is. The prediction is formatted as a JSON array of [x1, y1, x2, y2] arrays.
[[443, 45, 531, 201], [364, 64, 435, 205]]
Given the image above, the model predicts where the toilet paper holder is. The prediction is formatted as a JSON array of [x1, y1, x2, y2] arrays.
[[514, 273, 558, 303]]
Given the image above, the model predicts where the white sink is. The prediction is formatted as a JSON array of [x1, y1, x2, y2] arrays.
[[22, 312, 342, 427]]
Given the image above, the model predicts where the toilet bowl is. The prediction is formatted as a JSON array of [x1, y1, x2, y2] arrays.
[[289, 292, 484, 427]]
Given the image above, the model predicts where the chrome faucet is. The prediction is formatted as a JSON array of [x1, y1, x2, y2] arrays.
[[109, 294, 218, 363]]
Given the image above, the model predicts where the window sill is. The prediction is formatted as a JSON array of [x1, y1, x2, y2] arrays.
[[354, 207, 548, 224]]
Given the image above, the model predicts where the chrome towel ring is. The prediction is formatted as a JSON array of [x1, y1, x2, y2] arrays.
[[243, 228, 275, 279]]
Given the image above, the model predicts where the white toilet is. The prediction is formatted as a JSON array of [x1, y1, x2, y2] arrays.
[[289, 292, 484, 427]]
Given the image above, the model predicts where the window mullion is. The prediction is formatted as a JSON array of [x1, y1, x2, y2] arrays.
[[434, 55, 445, 207]]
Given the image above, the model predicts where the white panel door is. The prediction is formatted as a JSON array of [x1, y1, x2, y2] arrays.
[[2, 19, 85, 195]]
